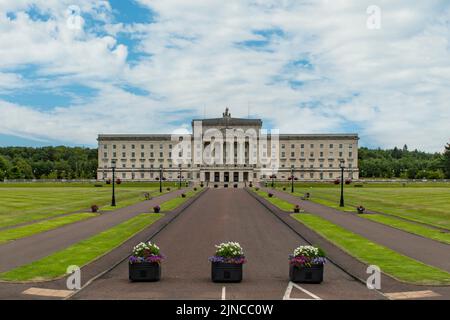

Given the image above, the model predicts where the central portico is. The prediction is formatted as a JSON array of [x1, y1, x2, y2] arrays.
[[192, 108, 262, 185]]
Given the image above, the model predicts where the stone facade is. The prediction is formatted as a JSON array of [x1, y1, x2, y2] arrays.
[[97, 110, 359, 183]]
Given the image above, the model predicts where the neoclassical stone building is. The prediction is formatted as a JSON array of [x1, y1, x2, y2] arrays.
[[97, 109, 359, 184]]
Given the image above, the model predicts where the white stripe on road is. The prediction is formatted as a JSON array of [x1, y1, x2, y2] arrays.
[[221, 286, 226, 300], [283, 282, 321, 300]]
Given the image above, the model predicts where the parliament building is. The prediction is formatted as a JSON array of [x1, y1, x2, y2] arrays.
[[97, 109, 359, 185]]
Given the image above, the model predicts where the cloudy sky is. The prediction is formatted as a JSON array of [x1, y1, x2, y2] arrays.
[[0, 0, 449, 152]]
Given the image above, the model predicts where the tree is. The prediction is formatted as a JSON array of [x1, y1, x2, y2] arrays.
[[0, 155, 11, 180], [443, 143, 450, 178]]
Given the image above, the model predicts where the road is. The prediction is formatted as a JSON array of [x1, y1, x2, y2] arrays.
[[73, 189, 383, 300]]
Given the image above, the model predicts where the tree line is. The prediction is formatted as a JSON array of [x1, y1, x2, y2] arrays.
[[0, 144, 449, 180], [359, 144, 450, 179], [0, 146, 97, 180]]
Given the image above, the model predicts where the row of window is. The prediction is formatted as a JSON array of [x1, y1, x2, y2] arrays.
[[103, 143, 354, 150], [280, 143, 353, 149], [103, 144, 183, 150], [280, 151, 353, 158], [103, 151, 189, 159]]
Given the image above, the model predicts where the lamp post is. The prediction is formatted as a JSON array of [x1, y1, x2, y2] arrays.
[[159, 167, 163, 193], [178, 167, 182, 189], [339, 159, 345, 207], [290, 167, 295, 193], [271, 174, 276, 188], [111, 160, 116, 207]]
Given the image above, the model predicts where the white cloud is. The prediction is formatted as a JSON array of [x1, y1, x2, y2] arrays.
[[0, 0, 449, 152]]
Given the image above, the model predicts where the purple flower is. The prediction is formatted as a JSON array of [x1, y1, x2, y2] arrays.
[[209, 255, 246, 264]]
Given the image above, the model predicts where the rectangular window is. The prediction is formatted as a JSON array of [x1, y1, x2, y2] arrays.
[[131, 144, 135, 149], [349, 152, 353, 157], [159, 152, 163, 158], [301, 144, 304, 148], [320, 152, 323, 157], [122, 145, 126, 149], [150, 152, 154, 158], [104, 145, 107, 149], [141, 144, 144, 149], [141, 152, 145, 158], [131, 152, 135, 158], [150, 144, 154, 149], [122, 152, 126, 158], [310, 144, 314, 148], [291, 152, 295, 157], [141, 173, 144, 178], [329, 144, 333, 148], [113, 145, 116, 149], [122, 173, 126, 178], [113, 152, 116, 158], [320, 144, 324, 148], [291, 144, 295, 149], [103, 152, 107, 158]]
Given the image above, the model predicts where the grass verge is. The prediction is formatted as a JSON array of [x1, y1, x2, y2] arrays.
[[253, 189, 296, 212], [291, 214, 450, 285], [0, 213, 98, 244], [159, 188, 203, 212], [0, 213, 163, 282]]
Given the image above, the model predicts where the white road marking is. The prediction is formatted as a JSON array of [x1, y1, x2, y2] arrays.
[[221, 286, 226, 300], [283, 282, 321, 300], [385, 290, 441, 300], [22, 287, 74, 298]]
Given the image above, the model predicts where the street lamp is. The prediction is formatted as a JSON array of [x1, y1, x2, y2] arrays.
[[178, 167, 182, 189], [290, 167, 294, 193], [159, 167, 163, 193], [111, 160, 116, 207], [339, 159, 345, 207], [270, 174, 276, 188]]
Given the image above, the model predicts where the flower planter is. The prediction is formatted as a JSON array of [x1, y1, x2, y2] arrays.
[[211, 262, 243, 283], [289, 264, 323, 284], [233, 184, 238, 188], [357, 207, 365, 214], [129, 262, 161, 282]]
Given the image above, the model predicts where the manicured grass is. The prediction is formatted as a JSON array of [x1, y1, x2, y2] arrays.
[[253, 189, 296, 212], [0, 213, 163, 282], [159, 188, 203, 212], [292, 214, 450, 285], [0, 213, 98, 244], [0, 185, 163, 228], [277, 184, 450, 230], [362, 214, 450, 245]]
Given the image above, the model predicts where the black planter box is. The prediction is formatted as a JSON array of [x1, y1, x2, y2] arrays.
[[129, 262, 161, 282], [289, 264, 323, 284], [211, 262, 243, 283]]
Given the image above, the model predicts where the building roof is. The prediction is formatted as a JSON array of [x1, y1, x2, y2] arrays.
[[97, 134, 174, 141]]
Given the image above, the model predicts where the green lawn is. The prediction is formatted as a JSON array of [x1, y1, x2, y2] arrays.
[[253, 189, 296, 212], [0, 183, 169, 228], [159, 188, 203, 212], [275, 183, 450, 230], [0, 213, 163, 282], [0, 213, 98, 244], [292, 214, 450, 285]]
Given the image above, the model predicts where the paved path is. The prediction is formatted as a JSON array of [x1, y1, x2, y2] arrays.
[[264, 188, 450, 273], [0, 189, 186, 273], [72, 189, 383, 300]]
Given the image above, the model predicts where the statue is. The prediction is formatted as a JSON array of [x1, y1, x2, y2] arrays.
[[223, 107, 231, 118]]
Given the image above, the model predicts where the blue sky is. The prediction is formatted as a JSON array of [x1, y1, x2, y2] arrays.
[[0, 1, 449, 152]]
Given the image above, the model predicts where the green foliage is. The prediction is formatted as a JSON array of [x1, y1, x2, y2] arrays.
[[358, 146, 446, 179], [443, 143, 450, 179], [0, 146, 97, 180]]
